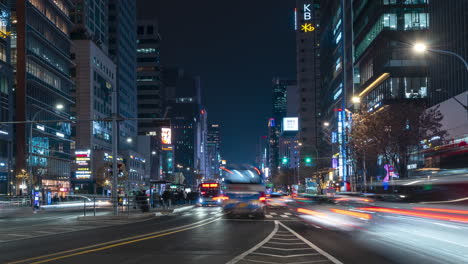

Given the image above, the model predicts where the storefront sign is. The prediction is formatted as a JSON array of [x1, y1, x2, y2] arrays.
[[75, 150, 91, 179]]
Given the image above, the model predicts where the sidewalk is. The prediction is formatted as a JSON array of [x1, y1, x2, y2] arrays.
[[78, 205, 195, 221]]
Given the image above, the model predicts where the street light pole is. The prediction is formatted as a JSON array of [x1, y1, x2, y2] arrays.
[[112, 88, 119, 216]]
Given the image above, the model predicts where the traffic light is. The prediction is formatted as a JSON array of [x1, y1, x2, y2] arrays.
[[305, 157, 312, 166], [282, 157, 288, 165]]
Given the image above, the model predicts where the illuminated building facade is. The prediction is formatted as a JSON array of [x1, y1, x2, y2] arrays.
[[71, 39, 116, 193], [0, 1, 13, 194], [14, 0, 75, 195], [295, 0, 322, 182], [206, 124, 221, 179], [108, 0, 137, 151]]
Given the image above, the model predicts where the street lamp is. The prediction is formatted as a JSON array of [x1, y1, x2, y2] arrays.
[[352, 96, 361, 104], [413, 42, 468, 111], [126, 137, 132, 143], [151, 151, 156, 155], [323, 122, 330, 127], [55, 104, 64, 110], [413, 42, 468, 71]]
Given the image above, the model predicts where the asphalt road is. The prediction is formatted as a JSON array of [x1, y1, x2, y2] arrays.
[[0, 206, 462, 264]]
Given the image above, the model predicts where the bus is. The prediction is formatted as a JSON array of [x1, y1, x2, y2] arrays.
[[197, 182, 223, 206]]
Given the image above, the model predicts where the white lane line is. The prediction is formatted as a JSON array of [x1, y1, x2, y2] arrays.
[[7, 234, 31, 237], [278, 221, 343, 264], [251, 252, 320, 258], [243, 259, 329, 264], [266, 241, 306, 245], [265, 215, 273, 219], [269, 212, 277, 215], [260, 246, 315, 251], [284, 213, 292, 215], [270, 237, 301, 241], [183, 213, 193, 216], [226, 221, 279, 264], [276, 231, 289, 233], [280, 215, 289, 218], [273, 233, 295, 237], [34, 231, 56, 234]]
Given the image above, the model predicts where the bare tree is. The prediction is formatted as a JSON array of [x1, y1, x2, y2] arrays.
[[349, 101, 446, 178]]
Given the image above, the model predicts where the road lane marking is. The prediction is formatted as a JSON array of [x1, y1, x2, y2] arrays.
[[34, 231, 56, 234], [251, 252, 320, 257], [274, 233, 295, 237], [226, 221, 279, 264], [266, 241, 306, 245], [243, 259, 329, 264], [284, 213, 292, 215], [26, 218, 220, 264], [7, 234, 31, 237], [270, 212, 277, 215], [270, 237, 301, 241], [265, 215, 273, 218], [8, 216, 221, 264], [261, 246, 315, 251], [280, 215, 289, 218], [278, 222, 343, 264]]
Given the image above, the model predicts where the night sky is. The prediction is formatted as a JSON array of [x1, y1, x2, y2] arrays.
[[143, 0, 297, 164]]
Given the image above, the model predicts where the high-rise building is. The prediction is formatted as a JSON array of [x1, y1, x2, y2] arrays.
[[108, 0, 137, 150], [70, 0, 108, 50], [135, 13, 163, 182], [71, 39, 116, 193], [206, 124, 221, 179], [163, 68, 203, 187], [0, 2, 13, 194], [428, 0, 467, 106], [318, 0, 354, 188], [295, 0, 322, 182], [14, 0, 75, 196], [269, 78, 297, 180], [136, 19, 162, 134]]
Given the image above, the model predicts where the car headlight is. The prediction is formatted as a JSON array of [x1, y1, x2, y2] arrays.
[[199, 198, 203, 203]]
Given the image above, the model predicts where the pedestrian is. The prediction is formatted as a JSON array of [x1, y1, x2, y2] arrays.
[[162, 190, 171, 209], [183, 190, 188, 204]]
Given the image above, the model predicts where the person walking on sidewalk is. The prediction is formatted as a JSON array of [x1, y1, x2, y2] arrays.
[[162, 190, 171, 209]]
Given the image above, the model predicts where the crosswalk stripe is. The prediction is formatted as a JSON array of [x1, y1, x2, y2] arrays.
[[269, 212, 277, 215], [280, 215, 289, 218], [265, 215, 273, 218]]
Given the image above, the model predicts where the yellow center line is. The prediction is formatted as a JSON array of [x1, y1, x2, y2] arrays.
[[8, 217, 220, 264]]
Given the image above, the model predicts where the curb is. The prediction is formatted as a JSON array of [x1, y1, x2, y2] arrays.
[[77, 213, 155, 221], [172, 205, 195, 213]]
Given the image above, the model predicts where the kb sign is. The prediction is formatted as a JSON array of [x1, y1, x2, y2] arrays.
[[303, 4, 312, 21]]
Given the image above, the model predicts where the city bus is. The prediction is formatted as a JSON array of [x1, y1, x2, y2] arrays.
[[197, 182, 223, 206]]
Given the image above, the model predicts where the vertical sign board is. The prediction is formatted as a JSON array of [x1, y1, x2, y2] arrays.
[[300, 3, 315, 33], [161, 128, 172, 145], [75, 150, 92, 179]]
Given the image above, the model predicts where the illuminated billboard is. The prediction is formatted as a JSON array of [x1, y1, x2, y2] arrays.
[[75, 150, 91, 179], [283, 117, 299, 131], [161, 128, 172, 145]]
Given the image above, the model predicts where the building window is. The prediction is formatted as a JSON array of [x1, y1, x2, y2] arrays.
[[403, 0, 428, 4], [137, 26, 144, 35], [382, 13, 397, 29], [404, 13, 429, 30], [147, 25, 154, 34]]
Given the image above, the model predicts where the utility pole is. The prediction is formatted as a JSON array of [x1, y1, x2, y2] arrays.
[[112, 87, 118, 216]]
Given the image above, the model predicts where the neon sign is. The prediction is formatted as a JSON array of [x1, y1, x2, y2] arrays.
[[300, 4, 315, 33]]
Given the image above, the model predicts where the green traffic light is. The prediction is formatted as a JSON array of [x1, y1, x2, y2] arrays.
[[305, 157, 312, 163], [282, 157, 288, 164]]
